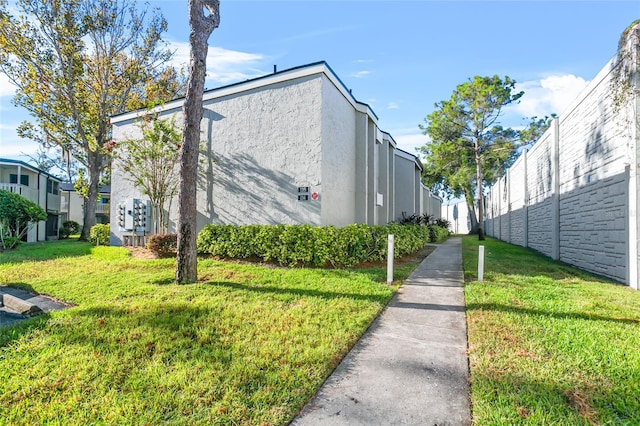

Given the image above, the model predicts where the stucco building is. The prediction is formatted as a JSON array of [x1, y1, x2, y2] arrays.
[[60, 183, 111, 226], [109, 61, 440, 246], [0, 158, 62, 242]]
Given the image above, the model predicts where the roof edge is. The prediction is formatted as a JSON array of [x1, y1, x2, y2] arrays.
[[0, 158, 63, 182], [111, 60, 381, 124]]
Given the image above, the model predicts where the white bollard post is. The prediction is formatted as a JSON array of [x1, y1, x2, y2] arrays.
[[387, 234, 394, 285], [478, 245, 485, 282]]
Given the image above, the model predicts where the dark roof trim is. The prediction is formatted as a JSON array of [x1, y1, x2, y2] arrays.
[[110, 60, 380, 122], [0, 158, 62, 182], [396, 148, 424, 172], [60, 182, 110, 193]]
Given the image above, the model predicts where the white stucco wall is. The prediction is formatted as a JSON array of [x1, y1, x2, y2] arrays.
[[111, 75, 326, 245], [320, 74, 358, 226], [110, 62, 430, 246], [199, 75, 324, 228], [62, 191, 86, 224], [394, 153, 417, 221]]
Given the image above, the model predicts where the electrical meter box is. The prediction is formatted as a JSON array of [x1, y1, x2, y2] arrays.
[[116, 199, 150, 232]]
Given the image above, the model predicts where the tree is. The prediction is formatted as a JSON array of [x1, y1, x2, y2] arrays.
[[0, 0, 184, 241], [111, 114, 182, 234], [419, 75, 523, 240], [611, 20, 640, 112], [176, 0, 220, 284], [519, 114, 556, 149], [0, 190, 47, 250]]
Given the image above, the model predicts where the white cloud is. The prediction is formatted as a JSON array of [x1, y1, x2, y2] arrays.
[[393, 132, 429, 155], [167, 40, 267, 85], [387, 101, 399, 110], [0, 124, 40, 160], [512, 74, 589, 118], [350, 70, 371, 79], [0, 73, 17, 97]]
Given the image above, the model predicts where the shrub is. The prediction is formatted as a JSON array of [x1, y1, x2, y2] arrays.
[[399, 211, 421, 225], [88, 224, 110, 246], [0, 189, 47, 250], [197, 223, 443, 268], [147, 233, 177, 258], [434, 218, 451, 231], [1, 237, 21, 250], [59, 220, 81, 239], [428, 225, 449, 243], [399, 212, 434, 226]]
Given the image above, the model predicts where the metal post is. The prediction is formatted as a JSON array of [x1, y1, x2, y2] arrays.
[[387, 234, 394, 285], [478, 245, 485, 281]]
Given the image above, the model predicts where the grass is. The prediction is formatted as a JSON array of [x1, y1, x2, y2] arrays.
[[0, 239, 423, 425], [463, 236, 640, 425]]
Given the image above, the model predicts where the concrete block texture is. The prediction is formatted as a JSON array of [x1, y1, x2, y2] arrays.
[[483, 28, 640, 287]]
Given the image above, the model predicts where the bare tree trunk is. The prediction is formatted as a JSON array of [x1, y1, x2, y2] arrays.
[[175, 0, 220, 284], [80, 153, 100, 241], [465, 192, 479, 234]]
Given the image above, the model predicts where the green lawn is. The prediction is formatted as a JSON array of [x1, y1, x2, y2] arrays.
[[463, 237, 640, 425], [0, 240, 420, 425]]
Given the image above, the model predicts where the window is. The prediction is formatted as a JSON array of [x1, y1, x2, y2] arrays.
[[47, 180, 59, 195], [9, 174, 29, 186]]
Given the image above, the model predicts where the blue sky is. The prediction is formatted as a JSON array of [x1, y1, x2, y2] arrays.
[[1, 0, 639, 163]]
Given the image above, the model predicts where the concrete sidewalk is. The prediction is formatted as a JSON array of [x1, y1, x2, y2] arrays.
[[291, 237, 470, 425]]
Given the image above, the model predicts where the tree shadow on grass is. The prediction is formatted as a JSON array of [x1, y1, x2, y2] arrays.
[[466, 302, 639, 325], [151, 277, 175, 286], [471, 369, 639, 424], [201, 280, 390, 304], [0, 313, 51, 347], [462, 237, 621, 285]]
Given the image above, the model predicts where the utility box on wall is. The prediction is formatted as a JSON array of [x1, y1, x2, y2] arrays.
[[116, 198, 150, 232]]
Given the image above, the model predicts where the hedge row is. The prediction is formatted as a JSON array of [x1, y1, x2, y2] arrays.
[[196, 223, 448, 267]]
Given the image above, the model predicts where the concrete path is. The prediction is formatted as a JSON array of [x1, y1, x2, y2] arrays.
[[291, 237, 470, 426]]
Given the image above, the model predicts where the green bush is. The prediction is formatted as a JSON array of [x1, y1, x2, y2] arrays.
[[88, 224, 110, 246], [0, 189, 47, 250], [434, 218, 451, 231], [197, 223, 446, 268], [1, 236, 21, 250], [59, 220, 81, 239], [147, 233, 177, 258], [428, 225, 449, 243]]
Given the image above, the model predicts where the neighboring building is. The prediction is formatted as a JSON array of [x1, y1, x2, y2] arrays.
[[442, 201, 472, 235], [0, 158, 62, 242], [110, 61, 441, 246], [60, 183, 111, 226]]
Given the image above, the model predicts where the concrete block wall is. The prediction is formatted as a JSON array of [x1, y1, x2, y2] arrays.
[[484, 42, 638, 286], [508, 154, 527, 247], [523, 131, 555, 258]]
